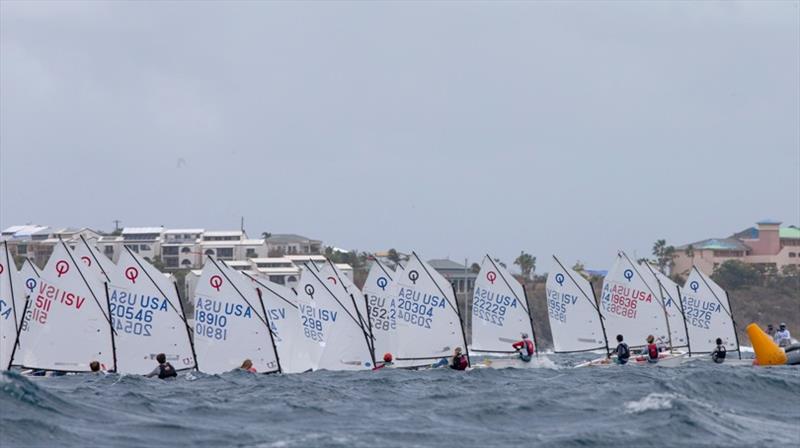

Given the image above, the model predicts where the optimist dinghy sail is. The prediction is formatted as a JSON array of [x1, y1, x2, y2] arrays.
[[242, 272, 310, 374], [74, 236, 117, 282], [392, 252, 469, 368], [600, 252, 671, 350], [546, 255, 609, 353], [640, 264, 690, 351], [296, 264, 374, 371], [193, 256, 280, 374], [681, 267, 740, 357], [1, 242, 25, 371], [108, 247, 196, 374], [13, 239, 116, 372], [471, 255, 536, 354], [363, 260, 397, 359]]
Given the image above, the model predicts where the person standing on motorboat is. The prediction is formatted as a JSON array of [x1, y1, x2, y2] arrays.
[[775, 323, 792, 348]]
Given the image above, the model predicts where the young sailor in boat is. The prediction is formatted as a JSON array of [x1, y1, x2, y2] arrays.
[[372, 353, 394, 370], [89, 361, 103, 374], [638, 335, 659, 364], [711, 338, 726, 364], [775, 323, 792, 348], [767, 324, 776, 341], [239, 359, 257, 373], [512, 333, 535, 362], [145, 353, 178, 379], [450, 347, 469, 370], [613, 334, 630, 365]]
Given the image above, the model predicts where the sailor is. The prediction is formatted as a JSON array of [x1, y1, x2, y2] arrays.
[[641, 335, 659, 364], [145, 353, 177, 379], [450, 347, 469, 371], [711, 338, 726, 364], [89, 361, 102, 373], [512, 333, 535, 362], [372, 353, 394, 370], [239, 359, 257, 373], [613, 334, 630, 365], [766, 324, 776, 341], [775, 323, 792, 348]]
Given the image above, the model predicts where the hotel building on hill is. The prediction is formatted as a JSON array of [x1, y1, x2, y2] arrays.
[[672, 220, 800, 277]]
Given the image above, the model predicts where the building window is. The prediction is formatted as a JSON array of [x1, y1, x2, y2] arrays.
[[246, 248, 257, 258], [204, 249, 214, 256], [181, 259, 192, 266], [163, 246, 179, 256], [17, 244, 27, 254], [129, 245, 139, 253], [790, 252, 797, 258], [269, 275, 285, 285], [181, 247, 191, 253], [104, 246, 114, 256], [140, 244, 151, 251], [165, 258, 179, 268], [216, 248, 234, 259]]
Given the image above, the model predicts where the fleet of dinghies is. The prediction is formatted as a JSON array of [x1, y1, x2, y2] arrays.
[[0, 238, 747, 375]]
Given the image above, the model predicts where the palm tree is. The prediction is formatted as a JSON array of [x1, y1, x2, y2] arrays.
[[514, 251, 536, 279]]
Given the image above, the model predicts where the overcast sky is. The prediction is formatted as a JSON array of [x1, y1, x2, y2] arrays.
[[1, 1, 798, 271]]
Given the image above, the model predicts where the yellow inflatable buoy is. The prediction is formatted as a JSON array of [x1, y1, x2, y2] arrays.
[[747, 323, 787, 366]]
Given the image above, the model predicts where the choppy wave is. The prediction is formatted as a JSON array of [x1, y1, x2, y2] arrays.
[[1, 355, 798, 447]]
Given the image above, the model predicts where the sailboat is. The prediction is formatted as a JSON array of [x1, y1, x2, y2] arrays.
[[580, 252, 685, 367], [470, 255, 542, 369], [107, 246, 197, 374], [294, 263, 374, 371], [11, 239, 116, 373], [362, 259, 397, 360], [192, 256, 281, 374], [390, 252, 469, 369], [545, 255, 609, 354], [1, 241, 25, 371], [242, 271, 311, 373], [680, 266, 741, 358]]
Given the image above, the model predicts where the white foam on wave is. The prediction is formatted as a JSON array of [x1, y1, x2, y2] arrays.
[[624, 393, 678, 414]]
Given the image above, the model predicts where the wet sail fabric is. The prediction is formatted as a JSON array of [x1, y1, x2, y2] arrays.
[[392, 253, 467, 366], [681, 267, 738, 353], [15, 241, 115, 372], [471, 255, 534, 353], [651, 270, 689, 350], [297, 265, 373, 371], [108, 248, 196, 374], [73, 239, 116, 282], [193, 257, 279, 374], [363, 261, 397, 359], [243, 272, 310, 374], [545, 256, 607, 353], [1, 242, 25, 370], [600, 253, 670, 349]]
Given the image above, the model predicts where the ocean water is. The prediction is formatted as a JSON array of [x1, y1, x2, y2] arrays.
[[1, 355, 798, 448]]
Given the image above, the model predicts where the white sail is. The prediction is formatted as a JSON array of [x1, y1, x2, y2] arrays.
[[326, 262, 369, 330], [681, 267, 738, 353], [652, 270, 689, 349], [363, 261, 397, 358], [1, 242, 25, 370], [14, 259, 40, 345], [392, 252, 467, 366], [14, 241, 115, 372], [471, 255, 534, 353], [243, 272, 310, 374], [545, 256, 607, 353], [192, 257, 280, 374], [73, 238, 116, 282], [298, 265, 372, 371], [599, 252, 670, 349], [107, 248, 196, 374]]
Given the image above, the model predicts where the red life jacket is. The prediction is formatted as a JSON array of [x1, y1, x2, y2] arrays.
[[453, 354, 469, 370], [647, 343, 659, 360], [524, 339, 535, 356]]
